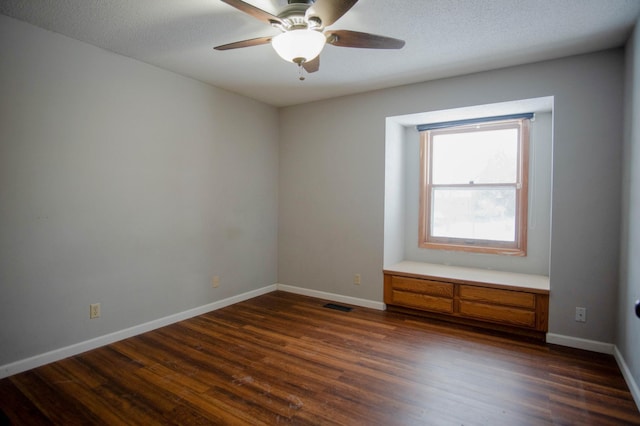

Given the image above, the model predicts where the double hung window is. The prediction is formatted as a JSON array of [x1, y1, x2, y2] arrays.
[[418, 116, 531, 256]]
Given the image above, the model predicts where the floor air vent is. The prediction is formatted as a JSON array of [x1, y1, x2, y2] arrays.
[[323, 303, 352, 312]]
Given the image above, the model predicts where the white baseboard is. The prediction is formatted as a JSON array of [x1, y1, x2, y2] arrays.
[[276, 284, 385, 310], [614, 346, 640, 410], [0, 284, 277, 379], [545, 333, 615, 354]]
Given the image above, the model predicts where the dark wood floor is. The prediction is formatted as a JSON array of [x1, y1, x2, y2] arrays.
[[1, 291, 639, 425]]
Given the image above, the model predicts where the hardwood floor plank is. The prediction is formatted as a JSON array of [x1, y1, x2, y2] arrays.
[[10, 370, 103, 424], [0, 379, 51, 425], [1, 291, 639, 425], [78, 349, 180, 424]]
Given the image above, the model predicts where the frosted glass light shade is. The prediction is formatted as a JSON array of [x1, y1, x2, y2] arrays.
[[272, 29, 326, 63]]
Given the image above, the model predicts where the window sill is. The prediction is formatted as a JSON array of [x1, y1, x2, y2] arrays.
[[383, 261, 549, 294]]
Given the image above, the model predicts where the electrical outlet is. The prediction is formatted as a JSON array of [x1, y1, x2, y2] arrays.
[[90, 303, 101, 319], [212, 275, 220, 288], [575, 307, 586, 323], [353, 274, 361, 285]]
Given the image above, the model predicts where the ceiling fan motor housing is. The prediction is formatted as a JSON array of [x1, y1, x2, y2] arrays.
[[276, 2, 320, 31]]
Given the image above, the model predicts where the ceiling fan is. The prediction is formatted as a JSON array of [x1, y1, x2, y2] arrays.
[[214, 0, 405, 79]]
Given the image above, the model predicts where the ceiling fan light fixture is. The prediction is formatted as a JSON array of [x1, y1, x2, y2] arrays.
[[271, 29, 326, 64]]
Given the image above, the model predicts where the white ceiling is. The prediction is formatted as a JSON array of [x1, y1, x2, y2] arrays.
[[1, 0, 639, 107]]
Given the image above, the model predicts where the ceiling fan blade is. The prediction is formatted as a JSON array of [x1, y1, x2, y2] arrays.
[[326, 30, 405, 49], [214, 36, 273, 50], [302, 56, 320, 73], [305, 0, 358, 27], [220, 0, 281, 25]]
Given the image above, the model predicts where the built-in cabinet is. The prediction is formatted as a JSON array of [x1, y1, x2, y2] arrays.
[[384, 262, 550, 340]]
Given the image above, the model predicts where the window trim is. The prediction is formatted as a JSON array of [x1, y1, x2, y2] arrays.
[[418, 118, 530, 256]]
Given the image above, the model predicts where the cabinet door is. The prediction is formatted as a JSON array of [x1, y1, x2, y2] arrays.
[[391, 291, 454, 314], [459, 301, 536, 328], [391, 276, 454, 298], [459, 285, 535, 309]]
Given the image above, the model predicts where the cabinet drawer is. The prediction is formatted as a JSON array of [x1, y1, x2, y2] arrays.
[[459, 285, 535, 309], [459, 301, 536, 328], [392, 290, 454, 314], [391, 276, 454, 298]]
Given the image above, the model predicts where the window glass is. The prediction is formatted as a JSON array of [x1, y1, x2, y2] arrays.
[[431, 187, 516, 242], [431, 129, 518, 184]]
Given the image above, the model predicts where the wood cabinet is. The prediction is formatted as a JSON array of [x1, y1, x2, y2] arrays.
[[384, 262, 550, 340]]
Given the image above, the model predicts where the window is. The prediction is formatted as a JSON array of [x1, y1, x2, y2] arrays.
[[418, 116, 530, 256]]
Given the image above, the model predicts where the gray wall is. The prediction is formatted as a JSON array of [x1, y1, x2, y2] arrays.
[[619, 17, 640, 396], [0, 16, 279, 366], [279, 49, 624, 343], [383, 120, 406, 267]]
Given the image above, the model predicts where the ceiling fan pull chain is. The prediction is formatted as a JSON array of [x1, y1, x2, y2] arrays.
[[298, 63, 306, 81]]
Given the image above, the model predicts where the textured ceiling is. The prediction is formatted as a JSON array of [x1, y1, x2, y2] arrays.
[[1, 0, 639, 106]]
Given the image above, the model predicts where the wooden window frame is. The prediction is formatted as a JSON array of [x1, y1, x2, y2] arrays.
[[418, 118, 530, 256]]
